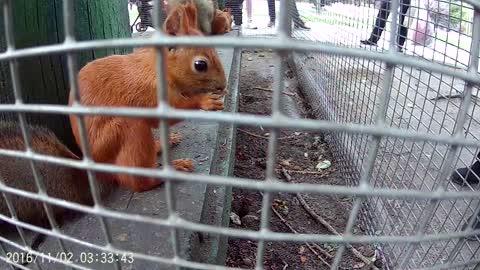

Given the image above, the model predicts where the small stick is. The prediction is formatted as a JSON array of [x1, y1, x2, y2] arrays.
[[280, 167, 378, 269], [253, 87, 297, 97], [310, 243, 334, 259], [270, 203, 332, 267], [282, 260, 289, 270], [276, 168, 331, 175], [237, 129, 296, 140], [237, 128, 269, 139], [429, 93, 464, 101], [429, 93, 478, 101]]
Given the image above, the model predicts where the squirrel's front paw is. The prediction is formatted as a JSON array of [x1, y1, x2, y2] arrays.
[[169, 132, 182, 145], [155, 132, 182, 155], [172, 159, 194, 172], [199, 94, 224, 111]]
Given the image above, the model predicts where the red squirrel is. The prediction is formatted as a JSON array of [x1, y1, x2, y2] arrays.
[[211, 8, 233, 35], [168, 0, 215, 34], [0, 121, 113, 229], [69, 3, 227, 193]]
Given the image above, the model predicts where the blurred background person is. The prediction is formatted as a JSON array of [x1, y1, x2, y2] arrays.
[[360, 0, 411, 52], [246, 0, 258, 29], [267, 0, 275, 27], [226, 0, 245, 27]]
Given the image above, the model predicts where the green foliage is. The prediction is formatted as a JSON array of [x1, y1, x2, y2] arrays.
[[449, 1, 473, 31]]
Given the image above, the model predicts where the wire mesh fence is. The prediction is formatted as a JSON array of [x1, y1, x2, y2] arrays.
[[264, 0, 480, 268], [0, 0, 479, 269]]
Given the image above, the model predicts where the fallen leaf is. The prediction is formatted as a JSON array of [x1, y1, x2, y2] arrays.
[[299, 246, 306, 254], [230, 212, 242, 225], [242, 258, 254, 267], [316, 160, 331, 171], [280, 159, 291, 167], [116, 233, 128, 242], [353, 262, 365, 269], [300, 256, 307, 264]]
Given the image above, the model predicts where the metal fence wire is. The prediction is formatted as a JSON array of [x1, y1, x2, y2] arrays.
[[0, 0, 480, 269]]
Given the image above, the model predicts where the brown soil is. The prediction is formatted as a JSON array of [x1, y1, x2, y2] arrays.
[[225, 50, 380, 270]]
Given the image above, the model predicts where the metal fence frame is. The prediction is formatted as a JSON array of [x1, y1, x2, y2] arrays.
[[1, 0, 480, 269]]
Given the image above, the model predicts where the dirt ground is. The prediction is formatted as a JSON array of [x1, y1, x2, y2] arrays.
[[225, 50, 381, 269]]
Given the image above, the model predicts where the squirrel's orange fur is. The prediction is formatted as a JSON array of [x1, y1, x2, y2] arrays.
[[211, 8, 233, 35], [69, 3, 227, 192]]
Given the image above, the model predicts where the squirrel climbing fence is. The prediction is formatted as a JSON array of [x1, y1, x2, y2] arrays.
[[0, 0, 479, 269]]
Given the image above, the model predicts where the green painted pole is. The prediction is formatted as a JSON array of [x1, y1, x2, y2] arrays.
[[217, 0, 225, 10], [0, 0, 131, 155]]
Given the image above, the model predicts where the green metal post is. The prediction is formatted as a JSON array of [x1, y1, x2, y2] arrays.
[[217, 0, 225, 10]]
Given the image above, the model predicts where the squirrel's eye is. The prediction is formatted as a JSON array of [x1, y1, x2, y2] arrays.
[[194, 60, 208, 72]]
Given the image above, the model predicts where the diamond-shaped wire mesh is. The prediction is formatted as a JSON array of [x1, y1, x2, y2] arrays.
[[0, 0, 479, 269]]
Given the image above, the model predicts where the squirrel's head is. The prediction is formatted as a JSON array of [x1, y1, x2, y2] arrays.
[[223, 8, 232, 16], [212, 8, 233, 34], [162, 2, 227, 99]]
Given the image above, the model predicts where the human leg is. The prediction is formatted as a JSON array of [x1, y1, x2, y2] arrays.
[[226, 0, 244, 25], [397, 0, 411, 50], [246, 0, 257, 29], [361, 0, 391, 45], [267, 0, 276, 27]]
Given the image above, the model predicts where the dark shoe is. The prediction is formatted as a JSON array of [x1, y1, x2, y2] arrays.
[[451, 163, 480, 186], [461, 213, 480, 241], [294, 24, 311, 30], [360, 39, 377, 46], [233, 22, 242, 30]]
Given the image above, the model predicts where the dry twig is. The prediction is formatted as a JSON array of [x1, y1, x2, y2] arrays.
[[237, 128, 270, 139], [270, 203, 332, 268], [280, 167, 378, 269], [429, 93, 479, 101], [429, 93, 464, 101], [253, 86, 297, 97], [276, 168, 330, 175], [237, 129, 297, 141]]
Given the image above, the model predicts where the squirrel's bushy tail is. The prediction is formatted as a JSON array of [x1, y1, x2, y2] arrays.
[[0, 121, 112, 230]]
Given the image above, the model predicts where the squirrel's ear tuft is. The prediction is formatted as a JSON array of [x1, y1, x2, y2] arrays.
[[164, 7, 184, 35], [163, 3, 200, 35], [183, 2, 198, 30]]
